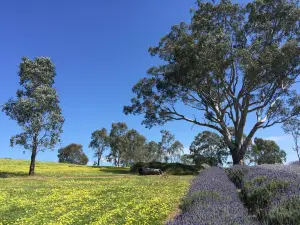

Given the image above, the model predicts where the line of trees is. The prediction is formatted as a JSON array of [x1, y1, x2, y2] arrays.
[[89, 123, 184, 167], [182, 131, 287, 167], [2, 0, 300, 176]]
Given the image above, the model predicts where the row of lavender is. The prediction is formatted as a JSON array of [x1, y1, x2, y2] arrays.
[[167, 167, 257, 225], [239, 164, 300, 225]]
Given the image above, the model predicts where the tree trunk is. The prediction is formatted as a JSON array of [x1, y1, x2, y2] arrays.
[[230, 147, 245, 165], [97, 148, 101, 167], [117, 155, 120, 167], [29, 146, 37, 176]]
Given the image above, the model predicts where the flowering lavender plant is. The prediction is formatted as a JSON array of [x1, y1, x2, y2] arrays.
[[166, 167, 257, 225], [241, 165, 300, 224]]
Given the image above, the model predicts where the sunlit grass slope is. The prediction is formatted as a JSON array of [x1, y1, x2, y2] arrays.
[[0, 158, 192, 225], [0, 158, 130, 177]]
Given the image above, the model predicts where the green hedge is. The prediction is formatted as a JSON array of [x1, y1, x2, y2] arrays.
[[130, 162, 198, 175]]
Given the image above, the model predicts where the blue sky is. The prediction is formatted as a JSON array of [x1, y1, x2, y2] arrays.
[[0, 0, 298, 165]]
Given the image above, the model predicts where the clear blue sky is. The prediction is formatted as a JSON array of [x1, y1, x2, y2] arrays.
[[0, 0, 297, 165]]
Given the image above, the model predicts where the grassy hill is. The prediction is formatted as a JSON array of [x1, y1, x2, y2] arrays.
[[0, 158, 192, 225]]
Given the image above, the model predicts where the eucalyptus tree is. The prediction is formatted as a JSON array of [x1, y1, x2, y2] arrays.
[[123, 129, 147, 165], [108, 122, 128, 167], [190, 131, 229, 166], [58, 143, 88, 165], [159, 130, 183, 162], [124, 0, 300, 164], [2, 57, 64, 175], [89, 128, 109, 166], [250, 138, 287, 165], [283, 119, 300, 162]]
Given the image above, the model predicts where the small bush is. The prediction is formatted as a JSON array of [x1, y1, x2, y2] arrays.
[[238, 165, 300, 224], [241, 177, 290, 219], [130, 162, 198, 175], [227, 165, 249, 189], [267, 196, 300, 225]]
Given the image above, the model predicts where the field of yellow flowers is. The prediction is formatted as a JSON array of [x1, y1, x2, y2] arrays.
[[0, 159, 192, 225]]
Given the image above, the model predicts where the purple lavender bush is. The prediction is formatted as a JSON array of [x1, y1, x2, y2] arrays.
[[166, 167, 257, 225], [240, 165, 300, 224]]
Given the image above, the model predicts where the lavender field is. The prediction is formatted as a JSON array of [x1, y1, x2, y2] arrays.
[[167, 163, 300, 225]]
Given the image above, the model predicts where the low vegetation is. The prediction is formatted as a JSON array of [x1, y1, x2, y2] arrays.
[[130, 162, 198, 175], [227, 164, 300, 225], [167, 167, 256, 225], [0, 159, 192, 225]]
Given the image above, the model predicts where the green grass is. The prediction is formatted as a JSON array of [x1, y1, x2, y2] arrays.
[[0, 158, 192, 225]]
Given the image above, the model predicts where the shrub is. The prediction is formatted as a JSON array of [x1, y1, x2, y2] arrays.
[[239, 165, 300, 224], [267, 196, 300, 225], [130, 162, 198, 175], [226, 165, 249, 189], [166, 167, 257, 225]]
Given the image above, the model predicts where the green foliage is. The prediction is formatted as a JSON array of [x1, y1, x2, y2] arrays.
[[130, 161, 198, 175], [58, 144, 89, 165], [89, 128, 109, 166], [124, 0, 300, 165], [190, 131, 229, 166], [144, 141, 161, 162], [283, 118, 300, 162], [2, 57, 64, 175], [159, 130, 184, 163], [122, 129, 147, 166], [241, 178, 290, 219], [267, 196, 300, 225], [108, 122, 128, 166], [248, 138, 287, 165], [227, 165, 249, 189]]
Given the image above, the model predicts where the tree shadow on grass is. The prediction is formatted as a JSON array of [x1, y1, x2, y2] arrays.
[[0, 171, 28, 178], [91, 166, 131, 175]]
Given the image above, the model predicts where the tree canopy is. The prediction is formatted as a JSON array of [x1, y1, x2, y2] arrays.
[[124, 0, 300, 164], [190, 131, 229, 166], [159, 130, 183, 163], [89, 128, 110, 166], [2, 57, 64, 175], [58, 144, 89, 165], [108, 122, 128, 167], [283, 118, 300, 162], [246, 138, 286, 165]]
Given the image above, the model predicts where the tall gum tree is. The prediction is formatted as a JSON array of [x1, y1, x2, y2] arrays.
[[124, 0, 300, 164], [2, 57, 64, 175]]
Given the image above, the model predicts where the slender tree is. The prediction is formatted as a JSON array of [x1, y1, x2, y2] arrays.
[[169, 140, 184, 163], [159, 130, 183, 162], [2, 57, 64, 175], [159, 130, 175, 162], [144, 141, 161, 162], [108, 122, 128, 167], [124, 0, 300, 164], [89, 128, 109, 166], [283, 118, 300, 162], [123, 129, 147, 165]]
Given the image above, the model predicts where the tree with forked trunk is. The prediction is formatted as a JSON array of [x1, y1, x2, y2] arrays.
[[124, 0, 300, 164], [2, 57, 64, 175], [89, 128, 109, 166]]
